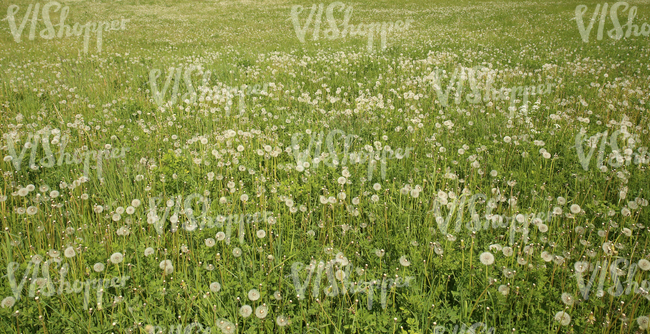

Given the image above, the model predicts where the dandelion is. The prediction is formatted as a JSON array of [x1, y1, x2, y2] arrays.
[[131, 199, 141, 207], [622, 228, 632, 237], [574, 261, 589, 273], [93, 263, 105, 272], [276, 315, 289, 327], [26, 206, 38, 215], [64, 247, 76, 258], [637, 316, 649, 330], [480, 252, 495, 265], [489, 244, 502, 252], [255, 305, 268, 319], [205, 238, 216, 247], [602, 242, 613, 255], [1, 296, 15, 308], [159, 260, 173, 274], [126, 206, 135, 215], [256, 230, 266, 238], [570, 204, 581, 214], [50, 190, 60, 198], [538, 223, 548, 233], [541, 251, 553, 262], [337, 177, 347, 185], [561, 292, 574, 306], [498, 285, 509, 296], [399, 255, 411, 267], [110, 252, 124, 264], [375, 249, 385, 258], [233, 248, 242, 257], [373, 183, 381, 191], [240, 194, 249, 202], [216, 232, 226, 241], [144, 247, 154, 257], [240, 305, 253, 317], [639, 259, 650, 271], [502, 247, 513, 257], [554, 311, 571, 326], [273, 291, 282, 300], [210, 282, 221, 292], [248, 288, 261, 301], [221, 321, 235, 334]]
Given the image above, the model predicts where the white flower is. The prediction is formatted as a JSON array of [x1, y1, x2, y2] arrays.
[[554, 311, 571, 326], [144, 247, 154, 257], [248, 289, 261, 301], [110, 252, 124, 264], [240, 194, 249, 202], [502, 247, 513, 257], [480, 252, 495, 265], [64, 247, 76, 258], [93, 263, 105, 272], [255, 305, 268, 319], [26, 206, 38, 215], [373, 183, 381, 191], [256, 230, 266, 238], [399, 256, 411, 267], [541, 251, 553, 262], [1, 296, 16, 308], [561, 292, 574, 306], [637, 316, 649, 330], [574, 261, 589, 273], [538, 223, 548, 233], [233, 248, 242, 257], [639, 259, 650, 271], [375, 249, 385, 258], [570, 204, 581, 214], [159, 260, 174, 274], [498, 285, 509, 296], [210, 282, 221, 292], [205, 238, 216, 247], [216, 232, 226, 241], [276, 315, 290, 327], [240, 305, 252, 317]]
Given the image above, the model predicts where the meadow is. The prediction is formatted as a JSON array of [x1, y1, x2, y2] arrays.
[[1, 0, 650, 333]]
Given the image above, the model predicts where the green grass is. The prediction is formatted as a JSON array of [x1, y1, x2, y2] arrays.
[[1, 0, 650, 333]]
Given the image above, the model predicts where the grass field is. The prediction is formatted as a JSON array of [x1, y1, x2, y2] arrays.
[[1, 0, 650, 333]]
